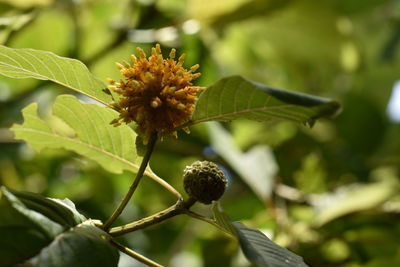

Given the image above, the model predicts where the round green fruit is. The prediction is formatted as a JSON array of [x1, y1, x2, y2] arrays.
[[183, 161, 227, 204]]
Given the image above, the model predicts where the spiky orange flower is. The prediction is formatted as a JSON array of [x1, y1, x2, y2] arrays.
[[108, 44, 203, 142]]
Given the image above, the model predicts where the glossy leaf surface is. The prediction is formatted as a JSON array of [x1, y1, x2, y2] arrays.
[[212, 202, 308, 267], [28, 223, 119, 267], [191, 75, 340, 126], [0, 187, 64, 266]]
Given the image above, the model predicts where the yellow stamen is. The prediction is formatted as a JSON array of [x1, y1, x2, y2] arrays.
[[155, 43, 162, 54], [192, 73, 201, 79], [190, 64, 199, 72], [169, 49, 176, 59], [131, 80, 141, 88], [122, 60, 130, 68], [168, 86, 176, 94], [178, 54, 186, 65], [136, 47, 146, 58], [157, 55, 163, 64], [115, 62, 125, 70], [145, 72, 154, 82], [150, 97, 162, 108]]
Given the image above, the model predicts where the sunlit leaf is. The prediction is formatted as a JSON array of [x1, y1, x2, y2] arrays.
[[0, 45, 112, 105], [0, 0, 53, 8], [11, 94, 150, 176], [313, 174, 400, 226], [207, 121, 278, 200], [190, 75, 340, 126]]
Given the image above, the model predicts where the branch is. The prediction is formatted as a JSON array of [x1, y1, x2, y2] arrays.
[[103, 132, 158, 231], [109, 239, 164, 267], [109, 197, 196, 237]]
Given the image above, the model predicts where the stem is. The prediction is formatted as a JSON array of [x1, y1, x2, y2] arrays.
[[110, 197, 196, 237], [103, 132, 158, 231], [109, 239, 164, 267], [147, 172, 182, 199]]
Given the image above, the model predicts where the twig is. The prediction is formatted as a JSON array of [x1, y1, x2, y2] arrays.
[[109, 239, 164, 267], [109, 197, 196, 237], [103, 131, 158, 231], [146, 172, 182, 199]]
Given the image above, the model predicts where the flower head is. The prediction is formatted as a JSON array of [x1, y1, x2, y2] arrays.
[[108, 44, 202, 142]]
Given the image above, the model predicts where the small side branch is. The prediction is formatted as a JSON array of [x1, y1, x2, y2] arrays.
[[110, 197, 196, 237], [146, 172, 182, 199], [109, 239, 164, 267]]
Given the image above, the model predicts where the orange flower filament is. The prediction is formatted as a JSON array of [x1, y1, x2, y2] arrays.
[[108, 44, 202, 141]]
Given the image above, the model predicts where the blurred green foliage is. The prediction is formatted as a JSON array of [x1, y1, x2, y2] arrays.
[[0, 0, 399, 266]]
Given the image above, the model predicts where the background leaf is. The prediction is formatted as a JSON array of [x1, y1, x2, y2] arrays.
[[11, 94, 148, 176], [207, 122, 278, 200], [190, 75, 340, 126], [313, 169, 400, 226], [27, 223, 119, 267], [0, 45, 112, 105]]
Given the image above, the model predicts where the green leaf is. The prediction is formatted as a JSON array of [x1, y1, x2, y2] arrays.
[[27, 223, 119, 267], [0, 45, 112, 106], [9, 189, 86, 227], [207, 122, 278, 200], [0, 187, 65, 266], [211, 202, 307, 267], [313, 171, 400, 226], [190, 75, 340, 126], [11, 94, 148, 176], [232, 222, 308, 267], [0, 188, 117, 266]]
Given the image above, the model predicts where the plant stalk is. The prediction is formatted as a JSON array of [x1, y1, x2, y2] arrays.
[[109, 239, 164, 267], [103, 131, 158, 231], [109, 197, 196, 237]]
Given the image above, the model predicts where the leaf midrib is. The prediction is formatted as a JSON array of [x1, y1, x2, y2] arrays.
[[0, 58, 109, 107], [13, 127, 155, 177], [190, 103, 302, 125]]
